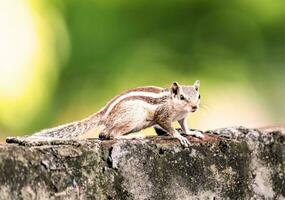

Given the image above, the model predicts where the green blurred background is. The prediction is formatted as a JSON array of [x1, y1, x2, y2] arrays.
[[0, 0, 284, 140]]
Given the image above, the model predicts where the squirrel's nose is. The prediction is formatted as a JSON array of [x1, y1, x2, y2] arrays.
[[191, 105, 198, 112]]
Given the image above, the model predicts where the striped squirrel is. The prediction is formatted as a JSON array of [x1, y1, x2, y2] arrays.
[[30, 81, 203, 147]]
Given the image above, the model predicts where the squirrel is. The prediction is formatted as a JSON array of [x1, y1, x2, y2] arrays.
[[29, 81, 203, 147]]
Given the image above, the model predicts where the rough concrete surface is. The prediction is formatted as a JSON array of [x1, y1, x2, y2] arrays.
[[1, 126, 284, 200]]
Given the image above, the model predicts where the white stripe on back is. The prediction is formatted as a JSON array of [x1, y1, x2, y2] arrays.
[[103, 91, 170, 117]]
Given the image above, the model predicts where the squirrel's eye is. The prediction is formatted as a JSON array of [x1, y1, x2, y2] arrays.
[[198, 94, 201, 99], [180, 95, 185, 100]]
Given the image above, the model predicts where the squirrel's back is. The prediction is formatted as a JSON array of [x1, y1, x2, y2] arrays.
[[28, 86, 170, 139], [30, 86, 166, 139]]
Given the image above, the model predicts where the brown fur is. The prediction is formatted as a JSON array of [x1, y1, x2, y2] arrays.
[[99, 87, 164, 115], [32, 82, 201, 148], [107, 95, 169, 117]]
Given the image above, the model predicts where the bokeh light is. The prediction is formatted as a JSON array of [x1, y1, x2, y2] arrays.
[[0, 0, 69, 137]]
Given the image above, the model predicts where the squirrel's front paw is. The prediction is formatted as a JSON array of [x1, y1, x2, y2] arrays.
[[185, 130, 204, 139], [176, 135, 191, 147], [194, 131, 204, 138]]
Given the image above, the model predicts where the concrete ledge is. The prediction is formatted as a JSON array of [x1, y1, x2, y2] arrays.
[[1, 126, 284, 199]]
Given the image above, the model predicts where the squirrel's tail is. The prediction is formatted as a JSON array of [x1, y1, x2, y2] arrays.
[[5, 112, 102, 145], [31, 112, 102, 139]]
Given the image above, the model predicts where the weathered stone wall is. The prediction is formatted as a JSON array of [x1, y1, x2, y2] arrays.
[[0, 126, 284, 200]]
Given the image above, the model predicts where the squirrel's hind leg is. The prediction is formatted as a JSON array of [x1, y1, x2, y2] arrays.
[[102, 124, 134, 139], [99, 129, 111, 139], [99, 126, 116, 139]]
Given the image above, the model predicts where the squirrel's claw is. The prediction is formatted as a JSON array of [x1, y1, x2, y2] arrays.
[[184, 130, 204, 139], [176, 135, 191, 147]]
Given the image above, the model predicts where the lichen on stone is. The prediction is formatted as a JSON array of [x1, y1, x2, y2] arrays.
[[1, 127, 284, 200]]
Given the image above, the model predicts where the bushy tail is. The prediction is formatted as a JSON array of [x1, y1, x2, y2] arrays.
[[32, 112, 101, 139], [6, 112, 102, 145]]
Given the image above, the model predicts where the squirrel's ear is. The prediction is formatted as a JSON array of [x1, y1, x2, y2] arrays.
[[194, 80, 200, 91], [171, 82, 181, 96]]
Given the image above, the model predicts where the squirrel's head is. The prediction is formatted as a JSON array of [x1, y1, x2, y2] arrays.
[[170, 80, 201, 113]]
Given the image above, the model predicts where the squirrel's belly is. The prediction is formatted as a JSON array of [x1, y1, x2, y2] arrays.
[[115, 100, 156, 131]]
